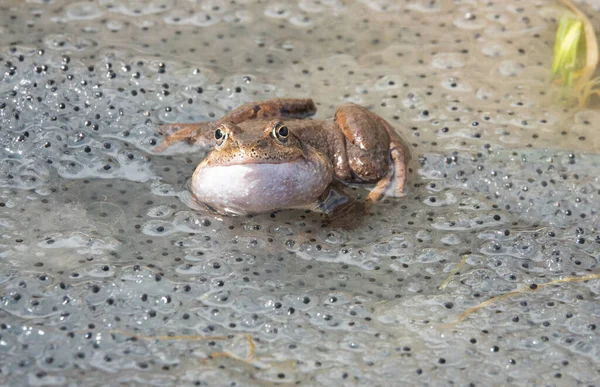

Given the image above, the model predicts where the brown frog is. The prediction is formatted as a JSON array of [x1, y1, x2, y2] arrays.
[[154, 98, 408, 215]]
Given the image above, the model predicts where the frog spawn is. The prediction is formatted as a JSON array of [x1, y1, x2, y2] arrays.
[[1, 0, 600, 386]]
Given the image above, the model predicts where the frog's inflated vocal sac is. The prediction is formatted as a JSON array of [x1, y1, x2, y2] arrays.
[[155, 98, 409, 215]]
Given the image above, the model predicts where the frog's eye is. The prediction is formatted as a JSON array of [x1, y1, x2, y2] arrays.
[[272, 123, 289, 142], [214, 128, 228, 146], [277, 126, 289, 137]]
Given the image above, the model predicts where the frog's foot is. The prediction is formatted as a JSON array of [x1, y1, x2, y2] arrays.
[[366, 140, 407, 203], [154, 122, 214, 152], [316, 185, 351, 216], [315, 183, 367, 228], [320, 198, 367, 229]]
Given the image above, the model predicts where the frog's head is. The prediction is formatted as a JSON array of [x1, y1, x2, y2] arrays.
[[203, 120, 307, 166], [190, 120, 333, 215]]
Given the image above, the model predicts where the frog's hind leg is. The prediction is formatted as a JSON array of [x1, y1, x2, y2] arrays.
[[334, 104, 408, 202], [222, 98, 317, 123], [154, 98, 318, 152], [154, 122, 215, 152], [366, 141, 407, 203]]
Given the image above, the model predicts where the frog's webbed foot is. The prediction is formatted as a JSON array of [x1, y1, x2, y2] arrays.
[[316, 185, 351, 216], [153, 122, 215, 152], [320, 198, 367, 229], [366, 140, 407, 203], [315, 183, 367, 228]]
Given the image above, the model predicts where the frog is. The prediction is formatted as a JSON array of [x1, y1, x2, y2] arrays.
[[154, 98, 409, 215]]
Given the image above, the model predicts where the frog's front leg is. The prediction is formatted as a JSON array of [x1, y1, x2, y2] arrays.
[[334, 104, 408, 202]]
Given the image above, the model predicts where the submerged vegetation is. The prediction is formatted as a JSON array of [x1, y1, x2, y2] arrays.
[[552, 0, 600, 107]]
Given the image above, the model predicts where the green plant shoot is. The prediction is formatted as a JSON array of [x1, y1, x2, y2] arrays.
[[552, 16, 584, 87]]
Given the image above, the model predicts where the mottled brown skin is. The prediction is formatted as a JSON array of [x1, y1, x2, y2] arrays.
[[155, 98, 408, 206], [201, 120, 311, 167]]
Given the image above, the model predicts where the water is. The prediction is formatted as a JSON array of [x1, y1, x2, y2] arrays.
[[1, 0, 599, 385]]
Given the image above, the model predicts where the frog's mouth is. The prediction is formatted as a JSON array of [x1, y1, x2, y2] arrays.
[[203, 154, 305, 167], [190, 158, 333, 215]]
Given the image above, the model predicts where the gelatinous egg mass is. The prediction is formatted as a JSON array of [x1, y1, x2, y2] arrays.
[[0, 1, 598, 386]]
